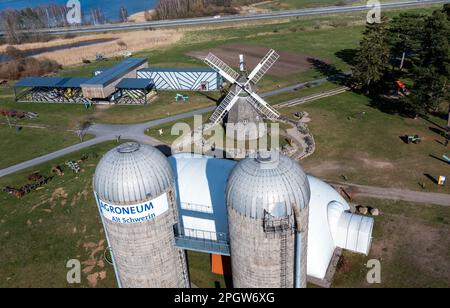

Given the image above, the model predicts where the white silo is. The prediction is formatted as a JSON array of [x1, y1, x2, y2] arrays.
[[226, 152, 310, 288], [93, 142, 189, 288]]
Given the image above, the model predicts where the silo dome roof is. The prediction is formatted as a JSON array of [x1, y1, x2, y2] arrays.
[[93, 142, 173, 204], [226, 152, 310, 219]]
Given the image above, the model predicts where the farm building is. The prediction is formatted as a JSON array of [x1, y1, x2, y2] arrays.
[[14, 58, 221, 104], [14, 77, 91, 104], [81, 58, 148, 99], [137, 68, 221, 91], [93, 145, 374, 288]]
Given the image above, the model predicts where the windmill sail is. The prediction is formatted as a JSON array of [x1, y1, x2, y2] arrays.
[[209, 90, 242, 124], [204, 53, 240, 84], [206, 49, 281, 125], [246, 93, 280, 120], [247, 49, 280, 84]]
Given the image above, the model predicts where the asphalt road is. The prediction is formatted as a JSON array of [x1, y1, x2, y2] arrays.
[[0, 106, 216, 178], [0, 0, 447, 37]]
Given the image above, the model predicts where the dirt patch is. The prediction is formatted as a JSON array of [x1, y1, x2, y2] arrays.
[[49, 187, 68, 207], [238, 1, 272, 14], [358, 157, 394, 169], [187, 43, 322, 76], [82, 239, 107, 287], [305, 161, 350, 176]]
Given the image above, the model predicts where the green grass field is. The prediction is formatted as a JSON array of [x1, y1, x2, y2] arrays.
[[281, 91, 450, 193]]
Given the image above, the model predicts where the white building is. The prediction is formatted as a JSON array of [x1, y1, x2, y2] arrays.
[[169, 153, 374, 282]]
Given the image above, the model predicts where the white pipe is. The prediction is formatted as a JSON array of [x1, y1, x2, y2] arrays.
[[327, 201, 374, 255]]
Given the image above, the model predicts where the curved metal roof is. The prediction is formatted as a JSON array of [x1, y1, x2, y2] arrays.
[[93, 142, 173, 205], [226, 151, 310, 219]]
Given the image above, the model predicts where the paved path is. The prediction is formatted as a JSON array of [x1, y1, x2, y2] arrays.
[[330, 181, 450, 206], [0, 106, 216, 177]]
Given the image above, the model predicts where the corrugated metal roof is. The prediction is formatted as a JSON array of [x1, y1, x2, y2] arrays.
[[15, 77, 90, 88], [116, 78, 153, 90], [93, 142, 173, 205], [139, 67, 216, 73], [226, 151, 310, 219], [82, 58, 147, 87]]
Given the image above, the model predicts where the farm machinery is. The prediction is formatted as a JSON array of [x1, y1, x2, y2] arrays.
[[2, 172, 52, 199], [0, 108, 38, 119], [395, 80, 411, 96], [404, 134, 422, 144], [2, 152, 99, 199], [175, 94, 189, 102]]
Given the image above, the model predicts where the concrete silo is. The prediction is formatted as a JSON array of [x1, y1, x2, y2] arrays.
[[93, 142, 189, 288], [226, 152, 310, 288]]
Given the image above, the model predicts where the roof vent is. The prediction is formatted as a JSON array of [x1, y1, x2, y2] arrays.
[[117, 142, 140, 154]]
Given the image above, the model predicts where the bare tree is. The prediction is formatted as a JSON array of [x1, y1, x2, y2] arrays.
[[76, 121, 92, 142], [119, 6, 129, 23], [2, 11, 21, 44]]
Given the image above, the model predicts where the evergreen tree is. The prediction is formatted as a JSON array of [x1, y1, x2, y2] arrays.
[[353, 20, 391, 94], [387, 13, 425, 70], [409, 10, 450, 117]]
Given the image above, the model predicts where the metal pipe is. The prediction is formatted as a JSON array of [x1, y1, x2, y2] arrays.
[[292, 205, 304, 288], [294, 231, 302, 288]]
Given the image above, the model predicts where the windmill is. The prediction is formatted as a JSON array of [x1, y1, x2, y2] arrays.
[[204, 49, 281, 140]]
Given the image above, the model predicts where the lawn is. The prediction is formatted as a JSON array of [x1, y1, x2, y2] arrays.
[[332, 197, 450, 288], [0, 141, 121, 288], [280, 91, 450, 193], [0, 84, 96, 169]]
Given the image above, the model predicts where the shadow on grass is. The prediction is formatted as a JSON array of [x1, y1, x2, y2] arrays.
[[335, 49, 358, 67], [429, 154, 450, 165], [424, 173, 438, 184], [197, 91, 225, 107], [306, 57, 350, 86]]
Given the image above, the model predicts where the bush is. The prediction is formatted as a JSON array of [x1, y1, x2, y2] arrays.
[[0, 57, 61, 80], [5, 46, 24, 60]]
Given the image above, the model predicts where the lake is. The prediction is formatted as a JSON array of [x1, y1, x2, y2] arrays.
[[0, 0, 157, 21]]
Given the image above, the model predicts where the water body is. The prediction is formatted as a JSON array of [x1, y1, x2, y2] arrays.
[[0, 0, 157, 21]]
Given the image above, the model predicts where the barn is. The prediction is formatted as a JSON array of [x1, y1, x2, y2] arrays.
[[137, 68, 221, 91]]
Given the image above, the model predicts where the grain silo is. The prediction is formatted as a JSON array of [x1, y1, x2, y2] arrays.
[[93, 142, 189, 288], [226, 152, 310, 288]]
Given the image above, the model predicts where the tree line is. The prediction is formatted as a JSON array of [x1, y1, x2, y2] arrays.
[[154, 0, 261, 20], [0, 5, 130, 44], [352, 4, 450, 125]]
